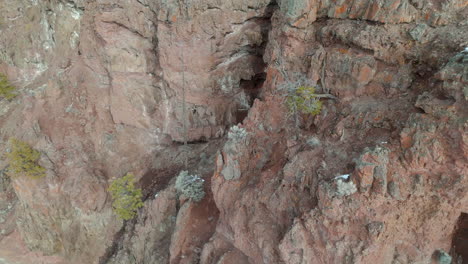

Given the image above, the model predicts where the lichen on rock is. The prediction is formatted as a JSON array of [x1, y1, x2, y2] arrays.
[[0, 0, 467, 263]]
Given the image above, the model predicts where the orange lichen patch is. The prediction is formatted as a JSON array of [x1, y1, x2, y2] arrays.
[[12, 184, 22, 193], [338, 48, 349, 54], [292, 17, 308, 28], [335, 5, 348, 15], [383, 73, 393, 83], [357, 65, 374, 83], [255, 152, 262, 160], [170, 15, 177, 23]]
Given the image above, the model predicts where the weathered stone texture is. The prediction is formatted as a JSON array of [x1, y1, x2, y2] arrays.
[[0, 0, 467, 263]]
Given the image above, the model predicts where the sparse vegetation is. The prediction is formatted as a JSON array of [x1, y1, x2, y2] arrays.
[[277, 73, 335, 122], [175, 170, 205, 202], [6, 138, 46, 179], [0, 74, 17, 100], [286, 86, 323, 116], [108, 173, 144, 220]]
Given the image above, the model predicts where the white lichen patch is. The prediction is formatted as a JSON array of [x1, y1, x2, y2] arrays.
[[40, 12, 56, 51], [219, 75, 237, 94], [69, 6, 83, 20], [70, 31, 80, 48], [336, 179, 357, 197], [227, 125, 247, 141]]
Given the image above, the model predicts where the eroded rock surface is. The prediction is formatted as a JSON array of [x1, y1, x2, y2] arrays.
[[0, 0, 467, 263]]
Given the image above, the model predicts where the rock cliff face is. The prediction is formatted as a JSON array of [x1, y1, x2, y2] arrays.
[[0, 0, 467, 263]]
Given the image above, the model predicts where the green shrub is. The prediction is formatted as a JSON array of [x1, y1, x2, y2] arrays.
[[108, 173, 144, 220], [0, 74, 17, 100], [175, 171, 205, 202], [6, 138, 46, 179], [286, 86, 322, 116]]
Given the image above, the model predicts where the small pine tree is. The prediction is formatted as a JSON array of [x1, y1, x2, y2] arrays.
[[286, 86, 322, 116], [6, 138, 46, 179], [0, 74, 17, 100], [175, 171, 205, 202], [108, 173, 144, 220]]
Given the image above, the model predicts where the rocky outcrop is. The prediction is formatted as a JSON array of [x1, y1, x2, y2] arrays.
[[0, 0, 467, 263], [0, 0, 273, 262], [205, 0, 467, 263], [105, 187, 178, 264]]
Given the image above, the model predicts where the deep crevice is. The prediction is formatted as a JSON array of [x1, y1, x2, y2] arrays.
[[173, 139, 209, 145], [234, 1, 277, 124], [237, 72, 266, 123], [451, 212, 468, 263], [98, 224, 127, 264], [140, 166, 180, 200]]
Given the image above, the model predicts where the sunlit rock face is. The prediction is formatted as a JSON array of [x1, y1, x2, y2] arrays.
[[0, 0, 466, 263]]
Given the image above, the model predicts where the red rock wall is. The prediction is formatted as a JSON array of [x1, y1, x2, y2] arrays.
[[0, 0, 467, 263]]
